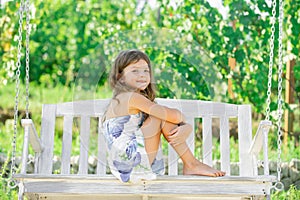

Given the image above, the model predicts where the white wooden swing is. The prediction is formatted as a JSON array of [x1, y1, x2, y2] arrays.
[[9, 0, 285, 199]]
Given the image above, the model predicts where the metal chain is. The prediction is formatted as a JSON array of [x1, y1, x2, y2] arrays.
[[265, 0, 277, 121], [9, 0, 25, 189], [25, 0, 30, 119], [276, 0, 284, 185]]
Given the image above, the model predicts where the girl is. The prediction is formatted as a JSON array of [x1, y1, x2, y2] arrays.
[[102, 49, 225, 183]]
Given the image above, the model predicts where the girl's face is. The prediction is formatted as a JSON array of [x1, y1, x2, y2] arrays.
[[120, 59, 151, 91]]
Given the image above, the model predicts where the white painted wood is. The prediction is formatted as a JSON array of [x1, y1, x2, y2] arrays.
[[168, 144, 178, 175], [249, 120, 272, 155], [263, 128, 270, 176], [197, 101, 237, 117], [156, 99, 238, 117], [23, 194, 265, 200], [238, 105, 253, 176], [56, 99, 110, 116], [21, 119, 42, 153], [14, 174, 276, 199], [16, 98, 276, 199], [202, 116, 212, 166], [78, 116, 90, 174], [220, 117, 230, 174], [97, 117, 107, 175], [39, 104, 56, 174], [61, 115, 73, 174], [21, 125, 29, 174], [248, 120, 272, 176], [252, 154, 258, 176], [186, 117, 195, 154]]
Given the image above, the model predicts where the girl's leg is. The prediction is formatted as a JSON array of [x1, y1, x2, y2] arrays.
[[141, 116, 225, 177], [161, 122, 226, 177], [140, 115, 163, 165]]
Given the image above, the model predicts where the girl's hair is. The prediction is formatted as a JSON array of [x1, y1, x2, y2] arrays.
[[109, 49, 156, 101]]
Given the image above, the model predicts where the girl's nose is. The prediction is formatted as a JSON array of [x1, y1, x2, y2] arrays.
[[139, 71, 146, 77]]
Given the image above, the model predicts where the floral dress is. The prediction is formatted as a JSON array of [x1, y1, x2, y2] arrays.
[[102, 112, 165, 183]]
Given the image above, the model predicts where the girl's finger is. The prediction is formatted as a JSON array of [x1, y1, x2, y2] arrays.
[[168, 127, 179, 135], [168, 133, 178, 139]]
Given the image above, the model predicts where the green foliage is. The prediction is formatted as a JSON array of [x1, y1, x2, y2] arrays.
[[271, 185, 300, 200], [0, 177, 18, 200], [0, 152, 18, 200], [1, 0, 299, 106]]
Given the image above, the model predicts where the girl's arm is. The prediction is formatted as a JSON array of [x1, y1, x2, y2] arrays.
[[128, 92, 185, 124]]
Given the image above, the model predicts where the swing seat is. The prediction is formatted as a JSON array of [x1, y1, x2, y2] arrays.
[[14, 98, 276, 200]]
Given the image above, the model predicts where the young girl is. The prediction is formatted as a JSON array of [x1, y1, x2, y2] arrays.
[[102, 49, 225, 183]]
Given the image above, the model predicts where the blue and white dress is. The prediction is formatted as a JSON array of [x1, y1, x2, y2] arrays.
[[102, 112, 165, 183]]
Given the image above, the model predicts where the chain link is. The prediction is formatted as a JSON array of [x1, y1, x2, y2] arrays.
[[265, 0, 277, 121], [276, 0, 284, 184], [10, 0, 25, 189], [25, 0, 30, 119]]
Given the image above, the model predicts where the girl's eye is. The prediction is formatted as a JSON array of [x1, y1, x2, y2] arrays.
[[144, 70, 150, 73], [132, 70, 138, 73]]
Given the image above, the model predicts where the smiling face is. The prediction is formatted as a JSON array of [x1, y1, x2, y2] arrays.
[[121, 59, 151, 91], [110, 49, 156, 101]]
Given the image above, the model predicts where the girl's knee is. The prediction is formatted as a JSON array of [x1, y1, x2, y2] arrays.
[[141, 116, 162, 138]]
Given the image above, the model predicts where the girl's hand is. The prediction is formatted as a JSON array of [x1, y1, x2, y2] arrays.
[[167, 123, 192, 146]]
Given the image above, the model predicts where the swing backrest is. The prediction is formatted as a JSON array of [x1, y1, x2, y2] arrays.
[[36, 98, 254, 176]]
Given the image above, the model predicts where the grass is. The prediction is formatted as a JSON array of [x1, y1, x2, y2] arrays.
[[271, 185, 300, 199]]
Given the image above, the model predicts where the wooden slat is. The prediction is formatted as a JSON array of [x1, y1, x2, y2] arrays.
[[16, 175, 275, 197], [56, 99, 110, 116], [156, 99, 200, 117], [202, 117, 212, 166], [155, 99, 238, 117], [22, 180, 268, 195], [21, 125, 29, 174], [23, 195, 248, 200], [186, 117, 195, 154], [198, 101, 238, 117], [238, 105, 253, 176], [14, 173, 277, 182], [97, 117, 107, 175], [56, 99, 238, 117], [220, 117, 230, 174], [78, 116, 90, 174], [249, 120, 272, 155], [40, 104, 57, 174], [21, 119, 43, 153], [249, 120, 272, 175], [168, 145, 178, 175], [61, 115, 73, 174]]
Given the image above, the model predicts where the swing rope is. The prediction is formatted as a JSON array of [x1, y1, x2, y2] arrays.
[[9, 0, 31, 189]]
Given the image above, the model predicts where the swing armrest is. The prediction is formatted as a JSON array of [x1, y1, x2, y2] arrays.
[[248, 120, 272, 175], [21, 119, 43, 153], [249, 120, 272, 155]]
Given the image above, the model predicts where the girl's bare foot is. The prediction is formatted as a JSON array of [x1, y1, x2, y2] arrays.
[[183, 159, 226, 177]]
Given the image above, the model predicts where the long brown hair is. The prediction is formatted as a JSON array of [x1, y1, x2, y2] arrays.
[[109, 49, 156, 101]]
